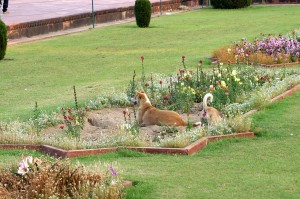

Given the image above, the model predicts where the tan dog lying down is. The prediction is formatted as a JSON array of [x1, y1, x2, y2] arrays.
[[136, 91, 200, 127]]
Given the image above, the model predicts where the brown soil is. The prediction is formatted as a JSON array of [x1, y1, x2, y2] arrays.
[[43, 105, 202, 143]]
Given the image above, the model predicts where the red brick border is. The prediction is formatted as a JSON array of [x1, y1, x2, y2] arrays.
[[270, 84, 300, 103]]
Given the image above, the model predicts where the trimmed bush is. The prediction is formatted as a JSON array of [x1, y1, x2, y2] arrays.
[[134, 0, 152, 28], [0, 20, 7, 60], [211, 0, 252, 9]]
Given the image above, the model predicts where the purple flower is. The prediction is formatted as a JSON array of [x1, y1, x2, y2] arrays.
[[110, 166, 117, 176]]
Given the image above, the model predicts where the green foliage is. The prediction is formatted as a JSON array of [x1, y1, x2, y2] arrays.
[[0, 20, 7, 60], [134, 0, 151, 28], [211, 0, 252, 9]]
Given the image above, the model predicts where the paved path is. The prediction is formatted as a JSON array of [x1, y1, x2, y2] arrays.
[[0, 0, 169, 26]]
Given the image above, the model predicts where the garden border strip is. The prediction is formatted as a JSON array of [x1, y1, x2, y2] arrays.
[[0, 84, 299, 158], [243, 83, 300, 118], [0, 132, 254, 157]]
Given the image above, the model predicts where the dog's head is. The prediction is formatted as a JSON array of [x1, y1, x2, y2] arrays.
[[135, 90, 151, 105]]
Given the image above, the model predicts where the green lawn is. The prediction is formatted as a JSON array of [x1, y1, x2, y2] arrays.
[[1, 91, 299, 198], [1, 5, 300, 121]]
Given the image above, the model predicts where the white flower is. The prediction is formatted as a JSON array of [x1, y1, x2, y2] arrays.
[[18, 161, 29, 175], [26, 156, 33, 165], [111, 179, 117, 185]]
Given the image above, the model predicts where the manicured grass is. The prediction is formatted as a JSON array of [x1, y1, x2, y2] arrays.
[[1, 5, 300, 120], [2, 91, 298, 198]]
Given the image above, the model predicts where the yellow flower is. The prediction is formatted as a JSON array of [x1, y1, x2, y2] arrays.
[[218, 73, 222, 78], [254, 76, 259, 81], [232, 70, 237, 76], [227, 48, 231, 54], [219, 62, 223, 67], [221, 81, 226, 87], [181, 82, 184, 86], [235, 77, 240, 82], [75, 116, 80, 125]]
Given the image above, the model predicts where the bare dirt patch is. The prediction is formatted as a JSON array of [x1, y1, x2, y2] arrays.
[[43, 105, 202, 143]]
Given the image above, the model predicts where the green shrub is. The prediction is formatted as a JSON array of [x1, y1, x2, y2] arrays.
[[211, 0, 252, 9], [134, 0, 152, 28], [0, 20, 7, 60]]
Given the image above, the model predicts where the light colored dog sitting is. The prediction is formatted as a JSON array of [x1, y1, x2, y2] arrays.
[[136, 91, 191, 127], [200, 93, 222, 125]]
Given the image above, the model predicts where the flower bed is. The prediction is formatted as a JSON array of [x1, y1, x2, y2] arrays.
[[2, 79, 300, 157], [212, 32, 300, 66]]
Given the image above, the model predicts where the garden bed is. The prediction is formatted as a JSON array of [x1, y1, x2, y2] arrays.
[[1, 83, 300, 158]]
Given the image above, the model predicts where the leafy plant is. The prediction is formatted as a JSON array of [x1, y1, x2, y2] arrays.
[[134, 0, 152, 28], [60, 86, 87, 139], [0, 20, 7, 60]]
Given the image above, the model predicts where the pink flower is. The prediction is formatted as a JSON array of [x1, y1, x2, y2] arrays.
[[159, 80, 163, 85], [164, 95, 169, 100], [34, 158, 42, 165], [67, 108, 72, 113], [18, 161, 29, 175], [182, 55, 186, 60], [59, 124, 65, 129], [140, 56, 144, 61]]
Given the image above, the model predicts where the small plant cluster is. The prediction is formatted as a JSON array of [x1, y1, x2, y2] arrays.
[[122, 108, 139, 135], [60, 86, 87, 139], [213, 33, 300, 65], [0, 156, 124, 198]]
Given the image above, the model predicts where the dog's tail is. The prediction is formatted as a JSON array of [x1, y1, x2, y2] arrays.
[[203, 93, 213, 110]]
